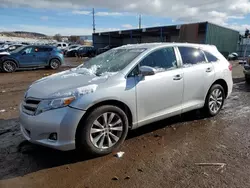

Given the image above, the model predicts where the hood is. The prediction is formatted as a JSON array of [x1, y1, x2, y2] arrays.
[[26, 67, 116, 99], [0, 51, 10, 55]]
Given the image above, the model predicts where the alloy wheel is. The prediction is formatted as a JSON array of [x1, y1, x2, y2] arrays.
[[50, 60, 60, 69], [90, 112, 123, 149], [208, 88, 223, 114], [3, 61, 15, 72]]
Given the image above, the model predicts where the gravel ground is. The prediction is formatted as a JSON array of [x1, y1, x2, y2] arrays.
[[0, 59, 250, 188]]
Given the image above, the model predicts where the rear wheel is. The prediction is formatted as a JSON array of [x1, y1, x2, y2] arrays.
[[76, 105, 129, 156], [2, 60, 17, 73], [203, 84, 225, 117], [49, 59, 60, 70]]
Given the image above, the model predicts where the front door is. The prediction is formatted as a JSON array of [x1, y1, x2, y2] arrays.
[[135, 47, 184, 127], [18, 47, 36, 67], [178, 46, 215, 112]]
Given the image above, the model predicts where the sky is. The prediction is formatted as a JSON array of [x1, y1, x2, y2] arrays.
[[0, 0, 250, 36]]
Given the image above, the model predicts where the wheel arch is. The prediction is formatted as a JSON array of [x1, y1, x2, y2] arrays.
[[1, 58, 19, 68], [75, 99, 133, 139], [49, 57, 62, 65], [207, 79, 228, 98]]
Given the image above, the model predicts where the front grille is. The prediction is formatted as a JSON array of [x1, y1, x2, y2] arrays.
[[22, 98, 41, 116]]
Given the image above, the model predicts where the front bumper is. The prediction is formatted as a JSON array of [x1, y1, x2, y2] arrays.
[[19, 106, 85, 151]]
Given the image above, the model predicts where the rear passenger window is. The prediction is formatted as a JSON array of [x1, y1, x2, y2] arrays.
[[204, 51, 218, 62], [179, 47, 206, 66], [140, 48, 177, 71], [35, 48, 52, 52]]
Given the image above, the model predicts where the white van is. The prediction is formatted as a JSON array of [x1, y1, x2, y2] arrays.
[[56, 42, 68, 50]]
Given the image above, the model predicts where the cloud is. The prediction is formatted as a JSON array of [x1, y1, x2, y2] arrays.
[[40, 16, 49, 21], [0, 25, 120, 35], [72, 10, 124, 16], [122, 24, 133, 28], [1, 0, 250, 31], [95, 12, 123, 16], [72, 10, 91, 15]]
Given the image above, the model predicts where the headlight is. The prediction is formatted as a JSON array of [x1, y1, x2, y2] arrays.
[[51, 84, 98, 98], [36, 96, 75, 115], [35, 85, 98, 115]]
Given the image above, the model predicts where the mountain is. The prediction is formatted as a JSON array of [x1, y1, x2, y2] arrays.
[[0, 31, 47, 38]]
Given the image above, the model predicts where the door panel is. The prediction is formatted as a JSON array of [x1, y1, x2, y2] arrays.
[[135, 47, 184, 127], [178, 47, 215, 112], [18, 47, 36, 67]]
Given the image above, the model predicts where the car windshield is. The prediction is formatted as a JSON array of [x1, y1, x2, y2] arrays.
[[10, 46, 26, 54], [77, 48, 146, 76]]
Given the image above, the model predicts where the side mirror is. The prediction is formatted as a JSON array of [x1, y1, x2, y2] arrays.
[[22, 51, 26, 55], [139, 66, 155, 76]]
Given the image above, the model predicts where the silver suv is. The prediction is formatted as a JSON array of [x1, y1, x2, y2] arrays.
[[20, 43, 233, 155]]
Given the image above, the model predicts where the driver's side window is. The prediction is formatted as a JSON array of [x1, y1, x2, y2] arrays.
[[23, 47, 33, 54], [140, 47, 177, 71]]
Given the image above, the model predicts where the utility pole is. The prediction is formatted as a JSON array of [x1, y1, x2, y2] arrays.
[[92, 8, 96, 33], [139, 14, 141, 29]]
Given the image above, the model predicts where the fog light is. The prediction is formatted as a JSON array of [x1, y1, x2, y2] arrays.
[[49, 133, 57, 141]]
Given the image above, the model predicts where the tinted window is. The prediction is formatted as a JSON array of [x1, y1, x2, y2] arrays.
[[57, 44, 61, 47], [63, 44, 67, 47], [140, 48, 177, 71], [204, 51, 218, 62], [179, 47, 206, 66], [35, 47, 52, 52]]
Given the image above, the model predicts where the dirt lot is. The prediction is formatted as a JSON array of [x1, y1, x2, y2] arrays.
[[0, 60, 250, 188]]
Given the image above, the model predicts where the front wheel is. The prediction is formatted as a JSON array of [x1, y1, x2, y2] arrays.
[[2, 60, 17, 73], [203, 84, 225, 117], [76, 105, 129, 156], [49, 59, 60, 70]]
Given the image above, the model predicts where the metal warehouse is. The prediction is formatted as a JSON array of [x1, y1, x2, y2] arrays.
[[93, 22, 239, 55]]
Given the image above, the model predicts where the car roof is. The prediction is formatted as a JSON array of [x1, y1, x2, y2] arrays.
[[116, 42, 217, 51]]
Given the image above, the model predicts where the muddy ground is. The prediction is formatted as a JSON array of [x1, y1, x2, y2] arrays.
[[0, 60, 250, 188]]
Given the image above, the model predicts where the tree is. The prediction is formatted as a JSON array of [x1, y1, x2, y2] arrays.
[[245, 29, 249, 38], [53, 34, 62, 42], [69, 35, 80, 43]]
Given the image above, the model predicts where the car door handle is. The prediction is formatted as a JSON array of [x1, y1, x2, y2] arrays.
[[173, 74, 183, 80], [206, 67, 212, 72]]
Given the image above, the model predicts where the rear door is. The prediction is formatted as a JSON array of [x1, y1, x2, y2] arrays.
[[178, 46, 215, 112], [34, 47, 51, 65]]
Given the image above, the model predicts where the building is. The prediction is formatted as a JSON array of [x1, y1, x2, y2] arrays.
[[93, 22, 239, 56]]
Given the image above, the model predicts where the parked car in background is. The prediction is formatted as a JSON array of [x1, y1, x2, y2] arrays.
[[56, 42, 68, 51], [19, 43, 232, 156], [244, 57, 250, 83], [66, 46, 82, 57], [64, 45, 81, 56], [77, 46, 96, 57], [0, 44, 24, 53], [97, 45, 118, 55], [0, 45, 64, 73], [228, 52, 238, 60]]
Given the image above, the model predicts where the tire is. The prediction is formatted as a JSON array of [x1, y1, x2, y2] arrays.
[[76, 105, 129, 156], [2, 60, 17, 73], [49, 59, 60, 70], [246, 76, 250, 84], [203, 84, 225, 117]]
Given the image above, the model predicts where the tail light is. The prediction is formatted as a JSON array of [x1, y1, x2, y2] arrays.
[[228, 63, 232, 71]]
